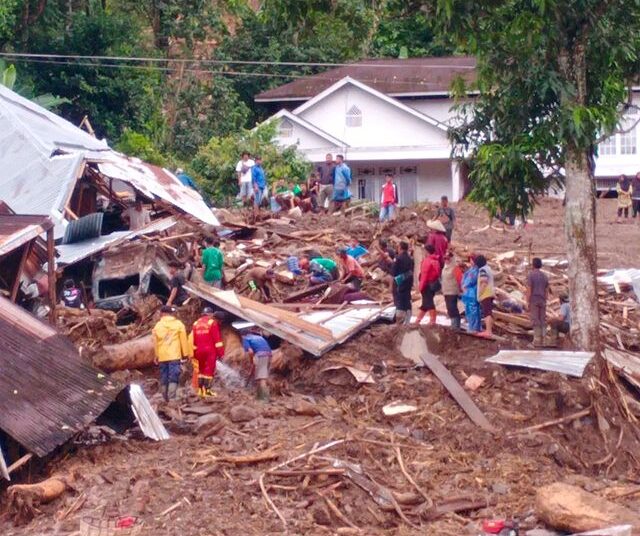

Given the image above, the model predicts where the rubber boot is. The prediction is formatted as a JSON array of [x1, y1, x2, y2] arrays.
[[532, 327, 543, 347], [428, 310, 437, 325], [162, 384, 169, 402], [451, 317, 461, 330], [167, 382, 179, 400], [256, 382, 270, 402]]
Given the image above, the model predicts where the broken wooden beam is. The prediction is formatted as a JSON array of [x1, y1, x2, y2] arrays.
[[419, 352, 497, 433]]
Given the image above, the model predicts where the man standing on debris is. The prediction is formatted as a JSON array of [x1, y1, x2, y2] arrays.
[[189, 307, 225, 397], [316, 153, 336, 213], [426, 220, 449, 266], [415, 243, 441, 325], [436, 196, 456, 241], [379, 174, 398, 223], [332, 155, 352, 214], [461, 255, 481, 333], [202, 237, 224, 288], [337, 247, 364, 290], [153, 305, 191, 402], [392, 241, 414, 324], [167, 261, 188, 307], [549, 293, 571, 346], [526, 257, 549, 346], [124, 199, 151, 231], [251, 156, 267, 216], [476, 255, 495, 338], [242, 328, 273, 401], [236, 151, 255, 205], [441, 252, 463, 330], [247, 266, 276, 302]]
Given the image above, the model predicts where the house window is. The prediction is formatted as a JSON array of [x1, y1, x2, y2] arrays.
[[599, 135, 617, 155], [279, 118, 293, 138], [620, 120, 637, 155], [346, 105, 362, 127]]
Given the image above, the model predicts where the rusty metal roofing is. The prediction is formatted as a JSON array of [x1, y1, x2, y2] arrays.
[[256, 56, 477, 102], [0, 296, 123, 457], [0, 214, 53, 257]]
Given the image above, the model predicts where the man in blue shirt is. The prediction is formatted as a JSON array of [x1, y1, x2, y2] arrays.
[[242, 329, 272, 400], [176, 168, 197, 189], [332, 154, 352, 214], [251, 156, 267, 217]]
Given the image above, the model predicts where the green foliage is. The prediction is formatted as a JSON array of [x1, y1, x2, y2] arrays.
[[434, 0, 640, 218], [0, 61, 16, 88], [0, 0, 19, 46], [116, 129, 166, 166], [191, 121, 311, 205]]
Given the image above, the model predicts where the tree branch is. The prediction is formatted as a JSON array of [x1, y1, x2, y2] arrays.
[[594, 105, 640, 144]]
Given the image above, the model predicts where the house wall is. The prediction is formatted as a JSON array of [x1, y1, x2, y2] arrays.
[[349, 158, 453, 205], [401, 97, 469, 125], [595, 93, 640, 181], [296, 85, 450, 150], [274, 121, 342, 163]]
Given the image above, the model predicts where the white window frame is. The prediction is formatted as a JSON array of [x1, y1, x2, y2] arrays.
[[599, 135, 617, 155]]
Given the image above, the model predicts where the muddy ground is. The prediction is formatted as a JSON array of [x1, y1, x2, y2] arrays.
[[2, 197, 640, 535]]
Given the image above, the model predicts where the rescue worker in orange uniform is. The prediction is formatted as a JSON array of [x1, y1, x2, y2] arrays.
[[189, 307, 225, 397]]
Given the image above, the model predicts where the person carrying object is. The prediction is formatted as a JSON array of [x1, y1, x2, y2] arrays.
[[152, 305, 191, 402]]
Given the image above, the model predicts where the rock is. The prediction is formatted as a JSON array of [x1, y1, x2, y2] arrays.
[[229, 405, 258, 423], [464, 374, 485, 391], [491, 482, 510, 495], [194, 413, 225, 435], [536, 482, 640, 534], [287, 397, 322, 417], [311, 504, 331, 525]]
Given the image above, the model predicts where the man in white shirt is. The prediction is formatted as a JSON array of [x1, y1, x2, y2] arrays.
[[236, 151, 255, 204]]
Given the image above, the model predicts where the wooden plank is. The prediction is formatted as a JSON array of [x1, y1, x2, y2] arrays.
[[10, 242, 31, 303], [283, 283, 329, 303], [493, 310, 532, 329], [47, 228, 56, 325], [420, 352, 497, 433], [236, 295, 334, 340]]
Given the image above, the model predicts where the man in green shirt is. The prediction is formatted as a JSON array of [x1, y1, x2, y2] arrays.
[[302, 254, 339, 280], [202, 237, 224, 288]]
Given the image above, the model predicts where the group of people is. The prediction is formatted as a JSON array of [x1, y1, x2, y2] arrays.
[[236, 151, 354, 217], [615, 172, 640, 222], [152, 305, 274, 402]]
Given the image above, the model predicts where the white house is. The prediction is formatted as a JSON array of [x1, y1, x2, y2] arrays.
[[256, 57, 640, 203], [256, 57, 476, 204]]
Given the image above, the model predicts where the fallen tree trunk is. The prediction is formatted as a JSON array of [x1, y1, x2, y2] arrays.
[[93, 334, 155, 372], [536, 482, 640, 534], [7, 474, 74, 523]]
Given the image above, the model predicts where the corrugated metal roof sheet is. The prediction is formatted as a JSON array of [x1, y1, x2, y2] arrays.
[[256, 56, 477, 101], [0, 85, 217, 228], [485, 350, 594, 378], [0, 214, 52, 257], [91, 154, 219, 227], [184, 283, 386, 356], [0, 296, 122, 457], [55, 216, 177, 266]]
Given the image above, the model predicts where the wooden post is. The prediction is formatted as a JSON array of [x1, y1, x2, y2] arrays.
[[10, 242, 32, 303], [47, 228, 56, 325]]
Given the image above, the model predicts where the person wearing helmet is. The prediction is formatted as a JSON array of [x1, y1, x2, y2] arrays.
[[189, 307, 225, 397]]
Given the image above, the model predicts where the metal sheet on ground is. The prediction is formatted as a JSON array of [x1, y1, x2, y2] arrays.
[[420, 352, 496, 433], [485, 350, 594, 378]]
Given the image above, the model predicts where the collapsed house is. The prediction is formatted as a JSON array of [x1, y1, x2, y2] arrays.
[[0, 84, 219, 314], [0, 295, 167, 481]]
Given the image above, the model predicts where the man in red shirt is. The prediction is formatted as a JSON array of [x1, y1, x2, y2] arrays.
[[189, 307, 225, 397], [379, 174, 398, 222], [426, 219, 449, 266], [415, 244, 442, 325]]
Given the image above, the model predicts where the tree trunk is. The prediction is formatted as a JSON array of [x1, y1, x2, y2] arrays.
[[564, 146, 600, 351], [94, 334, 155, 372]]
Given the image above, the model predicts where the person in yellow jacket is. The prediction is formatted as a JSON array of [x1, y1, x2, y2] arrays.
[[152, 305, 191, 401]]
